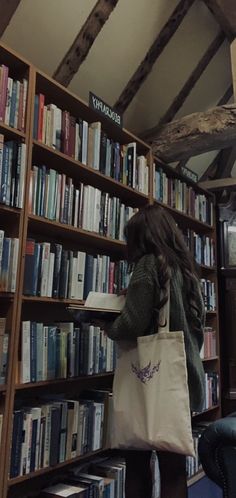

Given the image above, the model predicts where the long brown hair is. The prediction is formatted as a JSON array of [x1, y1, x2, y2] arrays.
[[124, 204, 201, 319]]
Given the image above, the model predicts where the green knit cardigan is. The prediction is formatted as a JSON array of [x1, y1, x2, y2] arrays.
[[107, 253, 205, 412]]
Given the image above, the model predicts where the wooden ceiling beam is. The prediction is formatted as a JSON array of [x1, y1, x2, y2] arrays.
[[0, 0, 21, 37], [179, 84, 233, 175], [141, 31, 225, 140], [151, 104, 236, 162], [199, 177, 236, 190], [53, 0, 119, 86], [114, 0, 195, 114], [203, 0, 236, 40]]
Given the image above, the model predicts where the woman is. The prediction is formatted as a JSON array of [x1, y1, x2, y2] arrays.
[[105, 204, 205, 498]]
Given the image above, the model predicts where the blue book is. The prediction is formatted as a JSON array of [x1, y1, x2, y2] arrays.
[[10, 410, 24, 478], [32, 242, 41, 297], [47, 326, 57, 380], [0, 143, 10, 204], [1, 237, 11, 291], [9, 80, 17, 128], [36, 322, 44, 382]]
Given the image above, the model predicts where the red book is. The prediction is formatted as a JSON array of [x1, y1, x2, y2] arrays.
[[109, 261, 115, 293], [0, 65, 9, 122], [38, 93, 45, 141]]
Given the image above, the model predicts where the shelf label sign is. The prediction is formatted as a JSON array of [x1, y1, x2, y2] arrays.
[[180, 165, 198, 183], [89, 92, 123, 128]]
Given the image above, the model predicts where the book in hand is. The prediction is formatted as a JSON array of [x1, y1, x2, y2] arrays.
[[40, 482, 87, 497], [68, 291, 125, 322]]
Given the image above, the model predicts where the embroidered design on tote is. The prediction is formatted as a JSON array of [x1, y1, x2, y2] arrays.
[[131, 361, 161, 384]]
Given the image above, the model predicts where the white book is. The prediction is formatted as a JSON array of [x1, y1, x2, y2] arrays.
[[81, 185, 89, 230], [56, 173, 62, 221], [18, 143, 26, 208], [40, 242, 51, 296], [94, 188, 101, 232], [21, 321, 31, 383], [47, 251, 55, 297], [75, 122, 80, 160], [82, 120, 88, 164], [9, 238, 19, 292], [93, 402, 102, 450], [42, 483, 87, 497], [25, 411, 33, 474], [73, 188, 80, 227], [50, 104, 57, 149], [42, 104, 47, 143], [36, 322, 44, 381], [68, 252, 78, 299], [91, 121, 101, 170], [85, 291, 125, 312]]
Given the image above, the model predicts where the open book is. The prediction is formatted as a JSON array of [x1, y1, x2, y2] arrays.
[[68, 292, 125, 322]]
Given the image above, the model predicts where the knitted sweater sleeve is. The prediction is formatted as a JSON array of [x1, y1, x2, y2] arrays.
[[106, 255, 158, 341]]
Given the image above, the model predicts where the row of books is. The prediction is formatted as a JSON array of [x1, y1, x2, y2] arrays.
[[186, 426, 205, 479], [10, 389, 111, 478], [200, 327, 217, 359], [29, 167, 136, 239], [0, 136, 26, 208], [182, 229, 215, 267], [0, 318, 8, 385], [203, 372, 219, 411], [33, 95, 149, 193], [201, 279, 216, 311], [21, 322, 115, 384], [23, 241, 129, 299], [154, 168, 213, 225], [0, 64, 28, 131], [40, 457, 126, 498], [0, 231, 19, 293]]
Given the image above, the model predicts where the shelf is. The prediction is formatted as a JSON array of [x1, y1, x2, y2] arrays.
[[15, 372, 114, 390], [199, 264, 216, 272], [206, 310, 217, 316], [0, 384, 6, 392], [22, 296, 85, 305], [8, 448, 108, 486], [202, 356, 219, 362], [187, 470, 205, 487], [192, 404, 220, 418], [154, 199, 213, 233], [32, 140, 149, 208], [0, 121, 26, 139], [28, 214, 127, 255], [0, 292, 15, 300]]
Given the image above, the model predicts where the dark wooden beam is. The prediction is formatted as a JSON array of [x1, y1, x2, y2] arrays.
[[0, 0, 21, 37], [203, 0, 236, 40], [151, 104, 236, 162], [141, 32, 225, 140], [53, 0, 119, 86], [217, 84, 233, 106], [114, 0, 195, 114]]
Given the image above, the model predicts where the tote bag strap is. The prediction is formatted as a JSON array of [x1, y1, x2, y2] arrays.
[[157, 280, 170, 334]]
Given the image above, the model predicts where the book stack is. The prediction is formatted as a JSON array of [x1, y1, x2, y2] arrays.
[[0, 231, 19, 292], [154, 168, 213, 225], [29, 165, 136, 239], [20, 321, 116, 384], [200, 327, 217, 359], [0, 65, 28, 131], [0, 135, 26, 208], [0, 318, 8, 384], [33, 95, 149, 194], [182, 229, 215, 267], [23, 241, 129, 299], [201, 279, 216, 311], [10, 390, 111, 478], [186, 427, 204, 479], [203, 372, 219, 411], [40, 457, 126, 497]]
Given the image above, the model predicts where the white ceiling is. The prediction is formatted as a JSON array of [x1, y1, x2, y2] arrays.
[[1, 0, 233, 177]]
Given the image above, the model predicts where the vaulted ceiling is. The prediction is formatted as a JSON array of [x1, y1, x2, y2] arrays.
[[0, 0, 235, 178]]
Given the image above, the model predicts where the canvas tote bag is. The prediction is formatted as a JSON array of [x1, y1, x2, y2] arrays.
[[111, 284, 195, 456]]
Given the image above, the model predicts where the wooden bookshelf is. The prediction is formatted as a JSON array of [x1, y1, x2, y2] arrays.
[[0, 43, 221, 498]]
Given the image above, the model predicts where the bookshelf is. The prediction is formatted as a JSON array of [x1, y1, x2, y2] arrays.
[[0, 42, 221, 498]]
